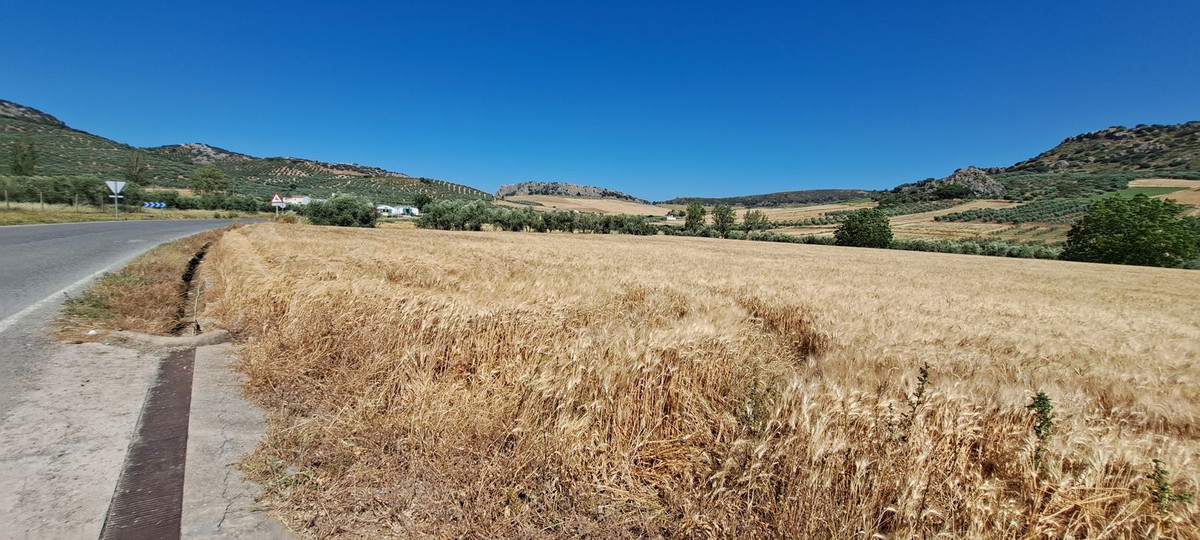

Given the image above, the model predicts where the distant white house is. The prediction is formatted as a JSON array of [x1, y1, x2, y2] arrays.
[[375, 205, 421, 217], [283, 195, 312, 206], [665, 215, 679, 221]]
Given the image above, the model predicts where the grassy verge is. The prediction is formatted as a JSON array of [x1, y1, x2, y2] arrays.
[[0, 202, 271, 226], [55, 228, 229, 340]]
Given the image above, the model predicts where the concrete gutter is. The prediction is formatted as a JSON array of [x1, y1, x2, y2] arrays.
[[182, 343, 294, 538]]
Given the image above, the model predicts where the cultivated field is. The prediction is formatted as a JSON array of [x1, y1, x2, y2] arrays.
[[496, 195, 669, 216], [768, 199, 1068, 243], [203, 224, 1200, 538], [735, 201, 875, 221], [1131, 178, 1200, 208]]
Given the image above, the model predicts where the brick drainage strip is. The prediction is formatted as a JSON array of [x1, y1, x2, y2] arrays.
[[100, 348, 195, 540]]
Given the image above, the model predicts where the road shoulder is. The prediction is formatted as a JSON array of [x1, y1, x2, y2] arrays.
[[181, 342, 294, 538]]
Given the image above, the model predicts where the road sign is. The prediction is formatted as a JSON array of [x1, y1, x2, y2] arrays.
[[142, 201, 167, 208], [105, 181, 128, 219], [270, 193, 286, 207]]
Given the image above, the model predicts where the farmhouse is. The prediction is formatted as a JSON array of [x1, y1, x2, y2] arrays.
[[375, 205, 420, 217], [283, 195, 312, 205]]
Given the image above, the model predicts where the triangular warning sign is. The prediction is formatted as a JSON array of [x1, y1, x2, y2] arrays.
[[270, 193, 284, 204]]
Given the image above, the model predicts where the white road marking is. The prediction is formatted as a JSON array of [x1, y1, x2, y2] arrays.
[[0, 261, 127, 336]]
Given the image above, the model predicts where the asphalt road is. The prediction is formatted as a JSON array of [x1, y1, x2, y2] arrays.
[[0, 219, 245, 408], [0, 219, 287, 537]]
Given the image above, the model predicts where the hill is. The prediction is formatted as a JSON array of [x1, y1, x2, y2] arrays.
[[496, 181, 646, 202], [0, 99, 491, 203], [660, 189, 874, 207], [1008, 122, 1200, 173]]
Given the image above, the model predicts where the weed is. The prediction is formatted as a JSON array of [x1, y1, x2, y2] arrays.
[[894, 362, 930, 442], [1027, 391, 1055, 467], [1148, 459, 1194, 514]]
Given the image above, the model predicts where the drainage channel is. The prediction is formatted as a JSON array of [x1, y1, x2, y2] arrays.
[[171, 242, 211, 336], [100, 348, 195, 540]]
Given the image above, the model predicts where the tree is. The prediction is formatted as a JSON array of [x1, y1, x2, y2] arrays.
[[305, 195, 378, 228], [933, 184, 972, 200], [9, 137, 37, 176], [743, 209, 770, 233], [834, 208, 893, 248], [685, 203, 707, 232], [712, 204, 735, 238], [124, 150, 150, 184], [1062, 194, 1199, 267], [191, 165, 230, 194], [413, 193, 433, 211]]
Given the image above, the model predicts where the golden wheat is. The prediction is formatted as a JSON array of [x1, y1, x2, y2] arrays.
[[201, 223, 1200, 538]]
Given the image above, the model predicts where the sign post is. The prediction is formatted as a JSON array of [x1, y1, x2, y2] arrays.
[[270, 193, 286, 217], [105, 181, 126, 220]]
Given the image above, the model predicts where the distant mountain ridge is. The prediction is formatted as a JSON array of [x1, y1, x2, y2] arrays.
[[660, 189, 875, 207], [0, 99, 489, 203], [497, 181, 647, 202]]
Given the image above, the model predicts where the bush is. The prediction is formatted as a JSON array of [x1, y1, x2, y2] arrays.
[[834, 208, 893, 248], [306, 195, 378, 228]]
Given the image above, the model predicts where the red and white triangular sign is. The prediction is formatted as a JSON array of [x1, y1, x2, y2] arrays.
[[270, 193, 284, 205]]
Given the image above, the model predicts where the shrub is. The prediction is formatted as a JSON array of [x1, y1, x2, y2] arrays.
[[306, 195, 378, 228], [834, 208, 893, 248]]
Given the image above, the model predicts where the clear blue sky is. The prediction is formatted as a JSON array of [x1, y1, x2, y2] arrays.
[[3, 1, 1198, 200]]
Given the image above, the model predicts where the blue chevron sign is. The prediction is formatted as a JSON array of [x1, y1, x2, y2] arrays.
[[142, 201, 167, 208]]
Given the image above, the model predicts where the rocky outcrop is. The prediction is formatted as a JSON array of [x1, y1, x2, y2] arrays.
[[903, 167, 1006, 198], [939, 167, 1006, 197], [496, 181, 645, 202]]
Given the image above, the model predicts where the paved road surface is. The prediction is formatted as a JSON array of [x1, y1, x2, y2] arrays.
[[0, 220, 245, 406], [0, 219, 249, 537]]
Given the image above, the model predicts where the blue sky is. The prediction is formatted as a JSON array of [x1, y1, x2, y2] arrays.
[[3, 1, 1198, 200]]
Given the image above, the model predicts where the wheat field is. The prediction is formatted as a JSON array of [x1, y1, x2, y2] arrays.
[[202, 223, 1200, 538]]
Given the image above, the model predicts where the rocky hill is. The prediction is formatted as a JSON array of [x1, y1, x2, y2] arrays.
[[900, 167, 1007, 198], [497, 181, 645, 202], [1008, 122, 1200, 172], [0, 99, 66, 128], [0, 99, 489, 203]]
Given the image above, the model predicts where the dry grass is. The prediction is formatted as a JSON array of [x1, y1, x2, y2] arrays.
[[496, 195, 668, 216], [734, 201, 876, 222], [203, 224, 1200, 538], [0, 202, 270, 225], [56, 229, 225, 339]]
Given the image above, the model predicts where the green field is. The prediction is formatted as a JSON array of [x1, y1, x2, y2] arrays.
[[1090, 186, 1185, 200]]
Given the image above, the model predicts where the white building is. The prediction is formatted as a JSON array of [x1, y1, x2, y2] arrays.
[[376, 205, 420, 217], [283, 195, 312, 206]]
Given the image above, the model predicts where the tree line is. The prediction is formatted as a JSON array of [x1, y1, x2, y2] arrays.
[[417, 199, 655, 234]]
